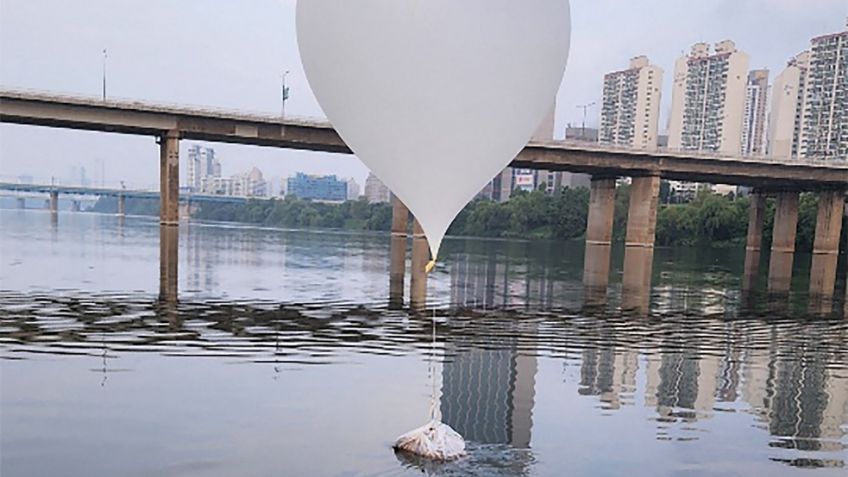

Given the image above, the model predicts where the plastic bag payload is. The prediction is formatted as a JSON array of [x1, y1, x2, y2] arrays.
[[393, 419, 466, 461]]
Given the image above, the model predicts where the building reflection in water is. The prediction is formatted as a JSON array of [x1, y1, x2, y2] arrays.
[[579, 346, 639, 411], [743, 329, 848, 454], [442, 253, 539, 476], [448, 251, 578, 311], [643, 320, 844, 463], [446, 249, 847, 467], [441, 334, 537, 449]]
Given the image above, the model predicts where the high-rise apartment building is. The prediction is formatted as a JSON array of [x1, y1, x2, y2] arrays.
[[599, 56, 663, 150], [186, 145, 221, 192], [364, 172, 390, 204], [668, 41, 750, 155], [799, 24, 847, 160], [346, 178, 361, 201], [741, 69, 769, 156], [667, 41, 749, 200], [767, 52, 810, 159]]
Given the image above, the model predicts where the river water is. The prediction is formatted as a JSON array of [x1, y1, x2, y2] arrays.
[[1, 209, 846, 477]]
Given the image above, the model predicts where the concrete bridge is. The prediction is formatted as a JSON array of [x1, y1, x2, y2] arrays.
[[0, 181, 268, 215], [2, 89, 847, 311]]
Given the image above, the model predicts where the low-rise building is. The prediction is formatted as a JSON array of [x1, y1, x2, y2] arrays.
[[287, 172, 348, 202]]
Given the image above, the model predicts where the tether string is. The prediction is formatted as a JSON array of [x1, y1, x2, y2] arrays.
[[427, 259, 439, 422]]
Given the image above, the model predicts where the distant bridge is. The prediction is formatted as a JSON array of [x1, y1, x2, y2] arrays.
[[0, 182, 259, 205]]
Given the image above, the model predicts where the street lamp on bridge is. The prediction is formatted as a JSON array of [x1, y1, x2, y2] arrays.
[[102, 49, 108, 101], [576, 101, 597, 141], [281, 70, 291, 118]]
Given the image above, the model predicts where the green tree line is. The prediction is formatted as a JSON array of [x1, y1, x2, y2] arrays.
[[89, 188, 836, 252], [88, 196, 159, 216]]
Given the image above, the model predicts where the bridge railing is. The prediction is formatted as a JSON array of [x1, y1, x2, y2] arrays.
[[530, 139, 848, 168], [0, 87, 331, 128]]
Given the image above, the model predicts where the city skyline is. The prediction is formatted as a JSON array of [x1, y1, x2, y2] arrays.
[[1, 1, 845, 190]]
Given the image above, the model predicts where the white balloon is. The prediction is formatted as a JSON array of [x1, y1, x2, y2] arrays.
[[297, 0, 571, 260]]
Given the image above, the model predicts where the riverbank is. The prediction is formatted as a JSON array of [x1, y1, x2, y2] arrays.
[[87, 187, 837, 252]]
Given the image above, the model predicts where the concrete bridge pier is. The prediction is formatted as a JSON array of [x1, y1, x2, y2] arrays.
[[49, 190, 59, 215], [159, 225, 179, 303], [583, 177, 616, 305], [16, 197, 25, 209], [117, 194, 126, 217], [389, 195, 409, 308], [71, 200, 81, 212], [410, 218, 429, 311], [159, 129, 180, 226], [767, 192, 799, 295], [743, 192, 766, 292], [809, 190, 845, 309], [157, 129, 180, 302], [622, 175, 660, 314]]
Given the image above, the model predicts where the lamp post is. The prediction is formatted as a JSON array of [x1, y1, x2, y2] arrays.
[[576, 101, 597, 140], [102, 49, 108, 101], [281, 70, 291, 118]]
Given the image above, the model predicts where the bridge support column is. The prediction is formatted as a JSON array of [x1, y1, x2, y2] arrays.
[[49, 190, 59, 215], [159, 225, 179, 304], [809, 191, 844, 302], [16, 197, 25, 209], [768, 192, 799, 295], [117, 194, 126, 217], [410, 218, 429, 311], [622, 175, 660, 313], [743, 193, 766, 292], [389, 194, 409, 308], [583, 177, 616, 304], [159, 130, 180, 226]]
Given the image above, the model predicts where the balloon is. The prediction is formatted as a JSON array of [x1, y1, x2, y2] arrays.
[[297, 0, 571, 260]]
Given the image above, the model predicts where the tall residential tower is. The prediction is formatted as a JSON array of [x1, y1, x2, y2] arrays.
[[668, 41, 750, 155], [599, 56, 663, 150], [741, 69, 770, 156], [186, 145, 221, 192], [767, 52, 810, 159], [799, 23, 847, 159]]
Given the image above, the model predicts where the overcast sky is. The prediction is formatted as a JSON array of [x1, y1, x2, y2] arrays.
[[1, 0, 845, 190]]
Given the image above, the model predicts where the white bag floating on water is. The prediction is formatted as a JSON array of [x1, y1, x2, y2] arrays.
[[393, 419, 466, 461]]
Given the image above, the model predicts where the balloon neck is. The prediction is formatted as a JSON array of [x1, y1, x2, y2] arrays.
[[425, 259, 436, 274]]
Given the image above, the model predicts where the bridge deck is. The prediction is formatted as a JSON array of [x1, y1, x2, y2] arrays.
[[2, 89, 847, 191]]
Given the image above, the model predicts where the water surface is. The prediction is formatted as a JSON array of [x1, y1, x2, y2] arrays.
[[1, 210, 846, 476]]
